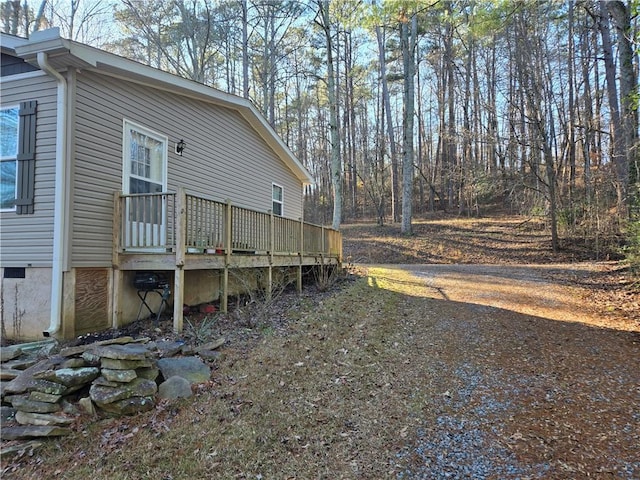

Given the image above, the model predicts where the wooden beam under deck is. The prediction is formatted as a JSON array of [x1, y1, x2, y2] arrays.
[[117, 252, 338, 271]]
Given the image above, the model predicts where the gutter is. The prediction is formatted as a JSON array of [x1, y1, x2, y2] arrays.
[[37, 51, 68, 338]]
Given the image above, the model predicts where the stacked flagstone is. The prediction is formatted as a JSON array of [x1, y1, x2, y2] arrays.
[[88, 343, 159, 416], [1, 354, 100, 439], [1, 335, 223, 443]]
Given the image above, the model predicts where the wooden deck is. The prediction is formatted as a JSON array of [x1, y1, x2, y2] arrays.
[[112, 188, 341, 332]]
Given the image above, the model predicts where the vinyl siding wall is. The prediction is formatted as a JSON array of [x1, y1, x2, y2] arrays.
[[0, 71, 58, 267], [72, 70, 304, 267]]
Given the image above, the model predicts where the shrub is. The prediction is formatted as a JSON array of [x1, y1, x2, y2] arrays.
[[622, 217, 640, 274]]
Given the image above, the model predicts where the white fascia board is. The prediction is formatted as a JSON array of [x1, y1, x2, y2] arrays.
[[14, 36, 76, 64], [0, 32, 29, 51]]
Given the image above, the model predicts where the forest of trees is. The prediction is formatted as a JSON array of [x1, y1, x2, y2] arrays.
[[2, 0, 639, 254]]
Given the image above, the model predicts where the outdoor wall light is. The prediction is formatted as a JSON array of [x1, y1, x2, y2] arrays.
[[175, 139, 186, 156]]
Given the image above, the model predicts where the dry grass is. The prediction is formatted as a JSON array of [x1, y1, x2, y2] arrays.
[[4, 277, 432, 479]]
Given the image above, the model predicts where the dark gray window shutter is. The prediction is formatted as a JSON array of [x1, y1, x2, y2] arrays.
[[15, 100, 37, 215]]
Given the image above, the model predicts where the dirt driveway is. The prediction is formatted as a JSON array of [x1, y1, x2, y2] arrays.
[[373, 262, 636, 331]]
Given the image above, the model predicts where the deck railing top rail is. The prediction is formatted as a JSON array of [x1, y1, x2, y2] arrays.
[[115, 189, 341, 259]]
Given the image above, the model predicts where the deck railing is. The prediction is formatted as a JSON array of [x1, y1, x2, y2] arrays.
[[115, 189, 341, 258]]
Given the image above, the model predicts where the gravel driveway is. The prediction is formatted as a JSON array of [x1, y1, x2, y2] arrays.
[[363, 263, 640, 479]]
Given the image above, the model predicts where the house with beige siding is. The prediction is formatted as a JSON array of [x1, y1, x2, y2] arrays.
[[0, 29, 341, 342]]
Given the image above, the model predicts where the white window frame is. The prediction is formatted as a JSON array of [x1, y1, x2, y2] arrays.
[[0, 105, 19, 212], [122, 120, 168, 193], [272, 183, 284, 217]]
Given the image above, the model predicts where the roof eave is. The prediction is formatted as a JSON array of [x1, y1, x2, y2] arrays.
[[9, 28, 314, 186]]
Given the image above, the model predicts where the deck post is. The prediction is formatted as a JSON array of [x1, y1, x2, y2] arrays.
[[112, 192, 122, 264], [173, 268, 184, 332], [221, 199, 232, 313], [267, 209, 274, 301], [112, 192, 123, 329], [111, 269, 123, 329], [173, 187, 186, 332], [297, 217, 303, 293]]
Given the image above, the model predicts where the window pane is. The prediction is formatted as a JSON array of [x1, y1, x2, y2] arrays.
[[129, 128, 164, 183], [0, 108, 19, 158], [272, 185, 282, 201], [0, 160, 17, 209], [272, 201, 282, 216]]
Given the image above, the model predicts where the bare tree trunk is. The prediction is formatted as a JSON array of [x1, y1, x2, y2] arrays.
[[345, 31, 358, 219], [608, 0, 639, 206], [317, 0, 341, 230], [443, 3, 456, 211], [416, 52, 425, 212], [579, 19, 596, 202], [31, 0, 47, 34], [596, 0, 628, 215], [567, 0, 576, 206], [375, 24, 400, 223], [462, 26, 473, 215], [400, 12, 417, 234], [241, 0, 249, 99]]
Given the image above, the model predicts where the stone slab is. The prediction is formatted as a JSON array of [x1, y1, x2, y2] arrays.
[[15, 410, 75, 426], [193, 337, 226, 353], [100, 358, 152, 370], [61, 399, 80, 415], [155, 341, 185, 358], [3, 357, 66, 395], [97, 396, 155, 416], [157, 356, 211, 385], [197, 350, 224, 362], [1, 425, 71, 440], [102, 369, 137, 383], [93, 344, 152, 361], [1, 357, 38, 370], [9, 395, 61, 414], [1, 346, 23, 362], [0, 368, 22, 381], [28, 391, 62, 403], [1, 340, 57, 361], [89, 378, 157, 406], [1, 406, 16, 423], [61, 358, 87, 368], [78, 397, 96, 416], [81, 350, 101, 366], [59, 336, 138, 357], [135, 367, 160, 381], [92, 376, 125, 388], [34, 367, 100, 387], [27, 379, 68, 396], [158, 376, 193, 400]]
